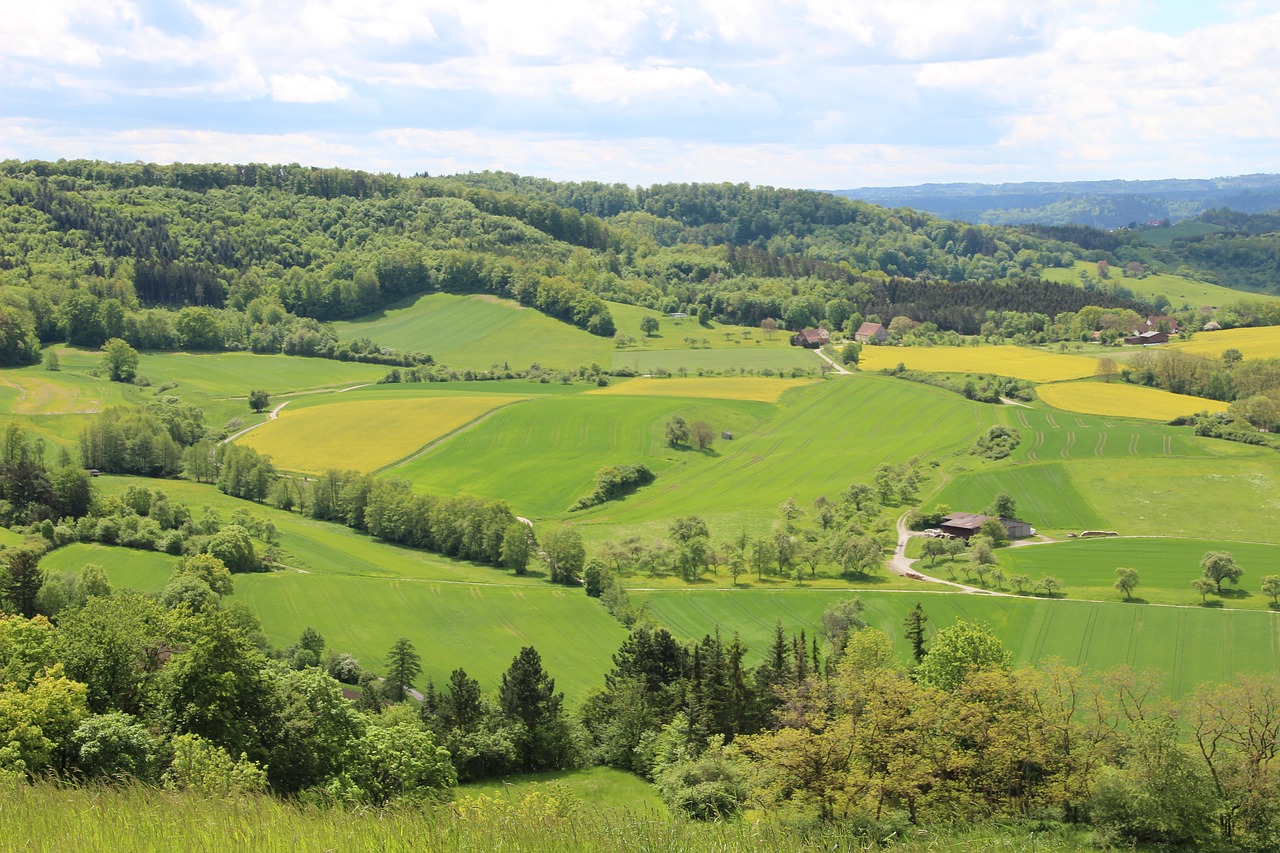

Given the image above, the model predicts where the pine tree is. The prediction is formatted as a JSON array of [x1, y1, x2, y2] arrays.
[[499, 646, 567, 770], [2, 548, 44, 618], [904, 602, 930, 665], [384, 637, 422, 702]]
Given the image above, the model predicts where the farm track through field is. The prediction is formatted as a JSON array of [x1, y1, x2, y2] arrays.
[[1027, 431, 1044, 461], [1044, 413, 1060, 429], [1076, 605, 1099, 665], [1017, 411, 1031, 429], [1128, 434, 1139, 455], [1061, 432, 1075, 458], [1094, 433, 1107, 456], [1125, 608, 1141, 667], [1163, 435, 1173, 456]]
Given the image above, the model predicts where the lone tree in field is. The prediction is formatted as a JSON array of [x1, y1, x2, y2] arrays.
[[248, 389, 270, 413], [761, 317, 778, 340], [1096, 357, 1118, 383], [665, 415, 690, 448], [690, 420, 716, 451], [101, 338, 139, 382], [1191, 577, 1216, 603], [1114, 567, 1140, 600], [1038, 576, 1065, 597], [639, 316, 659, 337], [921, 537, 949, 567], [1261, 575, 1280, 606], [903, 602, 929, 664], [384, 638, 422, 703], [1200, 550, 1243, 594]]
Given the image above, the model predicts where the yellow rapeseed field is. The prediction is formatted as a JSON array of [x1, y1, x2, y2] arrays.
[[1037, 381, 1229, 421], [1169, 326, 1280, 360], [857, 345, 1097, 383], [588, 377, 814, 403], [240, 395, 526, 473]]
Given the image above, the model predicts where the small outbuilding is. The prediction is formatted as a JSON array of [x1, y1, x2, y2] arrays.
[[721, 431, 733, 440], [854, 322, 888, 344], [790, 328, 829, 348]]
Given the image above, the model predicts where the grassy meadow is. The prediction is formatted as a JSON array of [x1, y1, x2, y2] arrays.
[[637, 587, 1280, 698], [588, 376, 815, 403], [1040, 261, 1276, 309], [997, 537, 1280, 609], [333, 292, 790, 373]]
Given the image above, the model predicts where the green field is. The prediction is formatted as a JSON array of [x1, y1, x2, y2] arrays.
[[1041, 261, 1277, 309], [997, 537, 1280, 609], [231, 570, 626, 700], [637, 588, 1280, 697], [39, 542, 179, 590], [333, 293, 794, 372], [611, 345, 820, 374]]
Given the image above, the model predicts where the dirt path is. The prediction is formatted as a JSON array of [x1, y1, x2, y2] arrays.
[[888, 513, 1007, 596], [999, 396, 1031, 408], [219, 400, 291, 445], [813, 347, 852, 375]]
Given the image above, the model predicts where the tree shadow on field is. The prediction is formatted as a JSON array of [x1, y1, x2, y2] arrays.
[[1119, 597, 1149, 605], [1217, 587, 1251, 600], [1200, 599, 1225, 608], [1269, 602, 1280, 611]]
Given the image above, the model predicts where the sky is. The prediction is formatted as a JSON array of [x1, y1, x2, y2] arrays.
[[2, 0, 1278, 188]]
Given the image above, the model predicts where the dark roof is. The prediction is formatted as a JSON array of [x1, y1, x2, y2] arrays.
[[793, 328, 826, 345], [940, 512, 990, 531], [856, 322, 885, 337]]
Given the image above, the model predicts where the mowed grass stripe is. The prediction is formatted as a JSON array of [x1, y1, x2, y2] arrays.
[[1038, 381, 1229, 420], [241, 395, 527, 474], [858, 345, 1097, 382]]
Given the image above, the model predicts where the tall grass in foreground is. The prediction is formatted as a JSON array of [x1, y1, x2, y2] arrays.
[[0, 781, 1101, 853]]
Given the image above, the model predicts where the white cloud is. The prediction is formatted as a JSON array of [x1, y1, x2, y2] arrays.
[[269, 73, 351, 103]]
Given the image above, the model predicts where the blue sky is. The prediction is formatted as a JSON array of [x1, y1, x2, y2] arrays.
[[2, 0, 1278, 187]]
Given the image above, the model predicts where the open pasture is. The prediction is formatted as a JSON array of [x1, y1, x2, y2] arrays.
[[0, 366, 117, 415], [997, 537, 1280, 610], [1071, 452, 1280, 543], [94, 476, 547, 587], [1170, 325, 1280, 360], [240, 394, 527, 474], [391, 394, 772, 517], [1040, 261, 1274, 309], [637, 588, 1280, 697], [135, 352, 387, 398], [40, 543, 179, 591], [231, 570, 626, 700], [612, 346, 819, 375], [1001, 405, 1211, 463], [334, 292, 614, 370], [609, 302, 789, 350], [1037, 380, 1228, 420], [582, 376, 994, 538], [589, 376, 814, 403], [933, 462, 1104, 533], [858, 345, 1096, 383]]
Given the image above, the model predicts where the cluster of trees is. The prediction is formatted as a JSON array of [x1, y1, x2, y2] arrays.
[[0, 425, 92, 526], [569, 464, 655, 512], [595, 467, 923, 586], [80, 400, 209, 477], [884, 366, 1034, 404], [1120, 349, 1280, 431], [664, 415, 716, 451]]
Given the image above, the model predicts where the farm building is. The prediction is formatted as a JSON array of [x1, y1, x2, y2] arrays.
[[1140, 315, 1179, 334], [939, 512, 1033, 541], [790, 328, 829, 348], [1123, 330, 1169, 346], [854, 322, 888, 344]]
